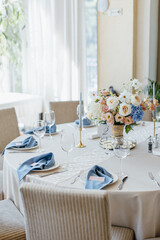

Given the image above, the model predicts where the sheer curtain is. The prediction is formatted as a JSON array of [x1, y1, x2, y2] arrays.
[[22, 0, 86, 109]]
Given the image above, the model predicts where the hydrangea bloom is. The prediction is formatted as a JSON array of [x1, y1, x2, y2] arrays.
[[130, 105, 144, 122]]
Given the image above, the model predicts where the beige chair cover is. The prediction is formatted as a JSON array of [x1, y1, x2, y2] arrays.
[[20, 183, 134, 240], [0, 108, 19, 153], [49, 101, 79, 124], [0, 171, 3, 200], [0, 199, 26, 239]]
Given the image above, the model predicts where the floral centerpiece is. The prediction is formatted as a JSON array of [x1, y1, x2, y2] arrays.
[[87, 79, 158, 136]]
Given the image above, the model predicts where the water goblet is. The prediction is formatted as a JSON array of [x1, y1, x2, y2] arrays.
[[113, 137, 129, 179], [44, 110, 55, 139], [33, 120, 45, 152], [60, 130, 75, 169]]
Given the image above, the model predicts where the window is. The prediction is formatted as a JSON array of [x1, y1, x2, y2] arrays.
[[85, 0, 97, 95]]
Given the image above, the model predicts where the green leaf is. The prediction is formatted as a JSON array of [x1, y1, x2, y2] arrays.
[[125, 125, 133, 134]]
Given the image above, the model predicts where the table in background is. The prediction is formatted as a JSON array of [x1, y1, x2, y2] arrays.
[[0, 92, 43, 129]]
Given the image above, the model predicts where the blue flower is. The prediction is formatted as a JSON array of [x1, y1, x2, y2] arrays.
[[130, 105, 144, 122]]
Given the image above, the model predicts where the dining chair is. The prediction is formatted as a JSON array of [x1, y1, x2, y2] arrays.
[[144, 238, 160, 240], [143, 110, 152, 121], [0, 199, 26, 239], [0, 107, 20, 154], [0, 171, 3, 200], [49, 101, 79, 124], [20, 182, 135, 240]]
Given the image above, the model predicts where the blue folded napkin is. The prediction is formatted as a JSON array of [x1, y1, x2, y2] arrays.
[[45, 124, 56, 134], [17, 152, 55, 181], [85, 165, 113, 190], [25, 124, 56, 134], [75, 117, 91, 126], [2, 136, 37, 156]]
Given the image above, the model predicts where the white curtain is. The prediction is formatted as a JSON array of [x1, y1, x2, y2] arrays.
[[22, 0, 86, 110]]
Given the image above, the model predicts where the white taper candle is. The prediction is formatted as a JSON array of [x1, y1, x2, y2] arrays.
[[79, 92, 82, 128]]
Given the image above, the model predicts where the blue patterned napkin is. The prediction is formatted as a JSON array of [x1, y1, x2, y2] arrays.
[[75, 117, 91, 126], [25, 124, 56, 134], [2, 136, 37, 156], [85, 165, 113, 190], [17, 152, 55, 181]]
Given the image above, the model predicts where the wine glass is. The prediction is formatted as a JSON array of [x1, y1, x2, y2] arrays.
[[33, 120, 45, 152], [113, 137, 129, 178], [44, 111, 55, 139], [60, 130, 75, 168]]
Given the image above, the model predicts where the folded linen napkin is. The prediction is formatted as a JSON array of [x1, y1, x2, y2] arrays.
[[85, 165, 113, 190], [45, 124, 56, 134], [25, 124, 56, 134], [75, 117, 91, 126], [2, 136, 37, 156], [17, 152, 55, 181]]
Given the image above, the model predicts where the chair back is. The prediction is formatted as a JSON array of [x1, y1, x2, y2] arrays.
[[0, 108, 19, 153], [143, 110, 152, 121], [49, 101, 79, 124], [20, 183, 111, 240]]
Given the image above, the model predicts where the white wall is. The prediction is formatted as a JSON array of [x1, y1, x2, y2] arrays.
[[98, 0, 159, 91], [98, 0, 134, 92]]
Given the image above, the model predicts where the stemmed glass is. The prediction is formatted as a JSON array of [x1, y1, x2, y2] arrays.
[[33, 120, 45, 152], [44, 111, 55, 139], [60, 130, 75, 168], [113, 137, 129, 178]]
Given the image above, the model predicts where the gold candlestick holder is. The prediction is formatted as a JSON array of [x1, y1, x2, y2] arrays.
[[76, 127, 86, 148], [153, 118, 156, 137]]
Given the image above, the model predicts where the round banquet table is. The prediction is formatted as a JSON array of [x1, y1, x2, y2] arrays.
[[3, 122, 160, 240]]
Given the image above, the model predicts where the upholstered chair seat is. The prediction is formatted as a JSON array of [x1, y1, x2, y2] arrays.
[[0, 199, 26, 239], [20, 183, 134, 240]]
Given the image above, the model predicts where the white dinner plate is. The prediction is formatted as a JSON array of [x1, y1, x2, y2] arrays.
[[33, 161, 60, 172], [79, 171, 118, 186], [45, 129, 61, 136], [11, 143, 39, 151]]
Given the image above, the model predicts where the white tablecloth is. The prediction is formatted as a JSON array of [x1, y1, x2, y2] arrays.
[[3, 122, 160, 240], [0, 93, 43, 128]]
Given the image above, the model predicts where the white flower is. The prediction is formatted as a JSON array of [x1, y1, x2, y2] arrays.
[[131, 94, 141, 106], [88, 102, 103, 119], [131, 79, 142, 90], [119, 90, 131, 103], [119, 103, 131, 116], [89, 91, 97, 100], [107, 96, 119, 110]]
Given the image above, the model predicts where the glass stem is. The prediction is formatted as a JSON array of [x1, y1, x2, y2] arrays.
[[39, 137, 42, 151], [120, 157, 123, 175], [49, 126, 52, 138], [66, 151, 69, 168]]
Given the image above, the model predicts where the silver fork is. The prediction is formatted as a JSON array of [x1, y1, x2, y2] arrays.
[[70, 171, 83, 184], [148, 172, 160, 188]]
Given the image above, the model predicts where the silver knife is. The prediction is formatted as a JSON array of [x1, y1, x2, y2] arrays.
[[39, 170, 67, 177], [148, 172, 160, 188], [117, 176, 128, 190]]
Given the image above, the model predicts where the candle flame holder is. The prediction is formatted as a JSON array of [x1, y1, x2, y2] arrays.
[[76, 127, 86, 148]]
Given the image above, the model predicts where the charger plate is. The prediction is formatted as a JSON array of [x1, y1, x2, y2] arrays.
[[99, 138, 136, 150]]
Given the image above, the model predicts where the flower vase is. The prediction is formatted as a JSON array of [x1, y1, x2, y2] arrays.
[[112, 125, 124, 138]]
